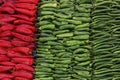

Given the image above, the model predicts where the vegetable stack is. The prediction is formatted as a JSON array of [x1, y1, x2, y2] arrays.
[[91, 0, 120, 80], [0, 0, 38, 80], [35, 0, 92, 80]]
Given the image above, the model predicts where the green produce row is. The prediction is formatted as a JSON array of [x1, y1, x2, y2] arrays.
[[34, 0, 120, 80], [92, 0, 120, 80]]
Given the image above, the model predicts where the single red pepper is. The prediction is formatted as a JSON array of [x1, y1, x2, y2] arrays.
[[12, 47, 30, 55], [0, 62, 15, 66], [15, 64, 34, 72], [14, 19, 33, 25], [11, 38, 29, 47], [0, 40, 12, 47], [0, 17, 16, 23], [17, 0, 38, 4], [15, 77, 29, 80], [0, 23, 15, 31], [0, 6, 14, 14], [0, 37, 12, 41], [0, 31, 12, 37], [15, 8, 36, 16], [11, 14, 33, 22], [15, 26, 34, 35], [14, 3, 35, 10], [0, 73, 13, 79], [0, 66, 13, 72], [12, 32, 35, 42], [12, 57, 33, 65], [7, 50, 25, 58], [12, 70, 33, 79], [0, 55, 9, 62], [1, 78, 11, 80], [17, 24, 36, 32], [2, 2, 15, 9]]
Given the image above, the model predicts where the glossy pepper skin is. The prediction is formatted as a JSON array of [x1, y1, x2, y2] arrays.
[[12, 32, 35, 42], [12, 57, 33, 65], [11, 47, 31, 55], [11, 14, 34, 22], [15, 8, 36, 16], [0, 40, 12, 47], [15, 26, 34, 35], [12, 70, 33, 79], [0, 23, 15, 31], [0, 62, 15, 66], [11, 38, 29, 47], [0, 66, 13, 72], [14, 19, 33, 25], [15, 64, 34, 72], [14, 3, 35, 10], [0, 6, 15, 14], [0, 73, 13, 79]]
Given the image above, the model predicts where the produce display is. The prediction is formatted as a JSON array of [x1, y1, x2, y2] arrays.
[[35, 0, 92, 80], [92, 0, 120, 80], [0, 0, 38, 80], [0, 0, 120, 80]]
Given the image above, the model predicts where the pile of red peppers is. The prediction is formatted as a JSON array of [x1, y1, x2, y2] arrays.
[[0, 0, 38, 80]]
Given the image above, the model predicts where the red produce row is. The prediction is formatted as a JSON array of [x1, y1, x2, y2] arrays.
[[0, 0, 38, 80]]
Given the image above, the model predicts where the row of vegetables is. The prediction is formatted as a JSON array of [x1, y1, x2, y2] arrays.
[[35, 0, 91, 80], [35, 0, 120, 80], [92, 0, 120, 80], [0, 0, 38, 80], [0, 0, 120, 80]]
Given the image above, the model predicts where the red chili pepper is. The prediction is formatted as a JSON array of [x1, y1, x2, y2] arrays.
[[12, 32, 35, 42], [0, 6, 14, 14], [0, 48, 6, 55], [17, 24, 36, 32], [0, 37, 12, 41], [11, 14, 32, 22], [15, 77, 29, 80], [0, 62, 15, 66], [15, 8, 36, 16], [0, 17, 16, 23], [0, 66, 13, 72], [0, 23, 15, 31], [11, 38, 29, 47], [2, 2, 15, 9], [12, 57, 33, 65], [12, 47, 30, 55], [1, 78, 11, 80], [14, 19, 33, 25], [12, 70, 33, 79], [0, 31, 12, 37], [17, 0, 38, 4], [0, 73, 13, 79], [7, 50, 24, 58], [0, 40, 12, 47], [0, 55, 9, 62], [15, 64, 34, 72], [15, 26, 34, 35], [14, 3, 35, 10]]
